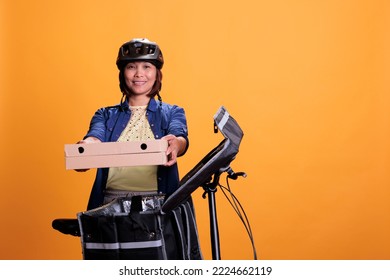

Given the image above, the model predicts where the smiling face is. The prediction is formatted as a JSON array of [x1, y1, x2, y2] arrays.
[[124, 61, 157, 97]]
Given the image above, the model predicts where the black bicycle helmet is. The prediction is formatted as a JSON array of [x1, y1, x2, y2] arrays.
[[116, 38, 164, 70]]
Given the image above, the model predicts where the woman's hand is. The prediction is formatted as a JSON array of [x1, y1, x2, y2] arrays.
[[77, 137, 101, 145], [74, 137, 101, 172], [161, 135, 187, 166]]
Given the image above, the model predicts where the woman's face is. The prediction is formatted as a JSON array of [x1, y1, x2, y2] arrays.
[[124, 61, 157, 96]]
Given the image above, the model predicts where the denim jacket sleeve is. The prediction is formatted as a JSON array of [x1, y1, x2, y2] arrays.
[[151, 102, 189, 155], [83, 104, 130, 142], [83, 107, 108, 142]]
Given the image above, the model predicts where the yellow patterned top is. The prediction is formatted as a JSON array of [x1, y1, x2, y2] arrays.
[[106, 105, 158, 191]]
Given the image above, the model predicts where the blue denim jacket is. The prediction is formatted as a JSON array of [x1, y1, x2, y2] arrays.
[[84, 98, 189, 210]]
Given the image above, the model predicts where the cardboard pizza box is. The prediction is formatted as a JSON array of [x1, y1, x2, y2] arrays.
[[64, 140, 168, 170]]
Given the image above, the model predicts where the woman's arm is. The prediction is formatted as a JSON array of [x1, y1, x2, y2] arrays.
[[161, 134, 187, 166]]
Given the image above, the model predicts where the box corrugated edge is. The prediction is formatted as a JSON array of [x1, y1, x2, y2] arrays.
[[65, 152, 167, 170]]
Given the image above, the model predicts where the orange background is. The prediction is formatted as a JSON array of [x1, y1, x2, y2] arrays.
[[1, 0, 389, 260]]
